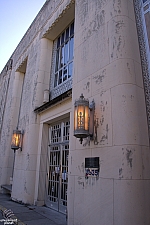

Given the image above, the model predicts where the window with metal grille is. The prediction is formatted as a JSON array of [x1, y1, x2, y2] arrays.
[[50, 120, 70, 144], [50, 123, 61, 143], [54, 22, 74, 88]]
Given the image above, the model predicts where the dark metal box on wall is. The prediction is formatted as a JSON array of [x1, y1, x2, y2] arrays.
[[85, 157, 99, 178]]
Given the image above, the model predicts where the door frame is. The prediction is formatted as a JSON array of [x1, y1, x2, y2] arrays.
[[45, 119, 70, 214]]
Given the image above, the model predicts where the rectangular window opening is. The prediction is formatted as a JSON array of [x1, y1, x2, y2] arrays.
[[53, 22, 74, 88]]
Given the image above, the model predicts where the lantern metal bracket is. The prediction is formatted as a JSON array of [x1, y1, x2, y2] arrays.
[[89, 99, 95, 139], [94, 117, 99, 145], [19, 130, 24, 151], [83, 116, 99, 146]]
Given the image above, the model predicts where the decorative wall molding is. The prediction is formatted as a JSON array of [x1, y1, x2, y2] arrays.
[[43, 0, 75, 38], [50, 78, 72, 100], [134, 0, 150, 137], [0, 59, 13, 77], [0, 69, 11, 140]]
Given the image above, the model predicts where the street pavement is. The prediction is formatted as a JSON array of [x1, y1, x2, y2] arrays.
[[0, 193, 67, 225]]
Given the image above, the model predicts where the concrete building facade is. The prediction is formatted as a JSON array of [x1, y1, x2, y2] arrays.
[[143, 0, 150, 48], [0, 0, 150, 224]]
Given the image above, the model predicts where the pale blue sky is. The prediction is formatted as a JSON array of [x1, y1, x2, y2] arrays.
[[0, 0, 46, 73]]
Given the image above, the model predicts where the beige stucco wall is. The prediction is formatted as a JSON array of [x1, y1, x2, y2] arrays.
[[10, 39, 52, 203], [68, 0, 150, 225], [0, 0, 150, 224], [0, 0, 75, 204]]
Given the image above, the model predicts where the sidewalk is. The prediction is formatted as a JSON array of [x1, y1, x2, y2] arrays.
[[0, 193, 67, 225]]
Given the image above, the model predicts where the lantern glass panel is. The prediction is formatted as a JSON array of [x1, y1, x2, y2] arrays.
[[85, 105, 89, 131], [74, 106, 78, 130], [77, 105, 85, 129], [11, 130, 22, 149]]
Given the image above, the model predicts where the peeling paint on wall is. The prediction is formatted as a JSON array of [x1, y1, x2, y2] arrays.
[[26, 153, 30, 170], [119, 168, 123, 177], [100, 124, 108, 144], [93, 69, 106, 85], [24, 180, 27, 193], [110, 19, 126, 59], [78, 177, 84, 189], [126, 148, 133, 168]]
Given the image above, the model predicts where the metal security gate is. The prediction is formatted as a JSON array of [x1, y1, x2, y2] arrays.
[[47, 120, 69, 214]]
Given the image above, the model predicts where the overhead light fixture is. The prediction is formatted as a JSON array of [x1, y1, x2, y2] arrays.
[[74, 94, 95, 144], [11, 129, 23, 151]]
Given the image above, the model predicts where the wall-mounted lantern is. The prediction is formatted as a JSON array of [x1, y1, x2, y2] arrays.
[[11, 129, 23, 151], [74, 94, 95, 144], [11, 128, 23, 181]]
